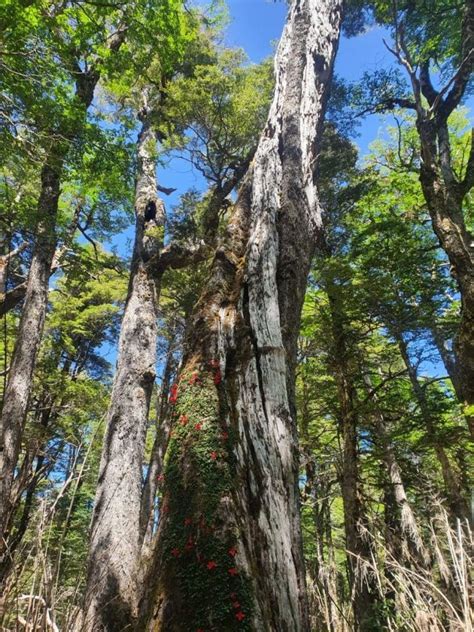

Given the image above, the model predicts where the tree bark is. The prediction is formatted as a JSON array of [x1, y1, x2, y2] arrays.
[[0, 163, 61, 550], [138, 2, 343, 630], [0, 65, 102, 559], [139, 332, 178, 548], [387, 0, 474, 438], [84, 115, 164, 631]]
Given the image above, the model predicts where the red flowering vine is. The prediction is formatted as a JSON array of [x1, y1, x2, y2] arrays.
[[206, 560, 217, 570], [228, 547, 237, 557], [169, 384, 178, 404], [171, 548, 180, 558], [194, 422, 202, 431], [228, 567, 238, 576], [179, 414, 189, 426], [213, 369, 222, 385], [210, 451, 218, 461], [235, 611, 245, 622], [189, 371, 200, 385]]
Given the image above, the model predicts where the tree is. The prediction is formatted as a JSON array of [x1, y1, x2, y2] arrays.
[[84, 10, 275, 628], [353, 0, 474, 437], [137, 1, 344, 629]]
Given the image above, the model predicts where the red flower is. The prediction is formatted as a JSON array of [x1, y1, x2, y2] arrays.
[[189, 371, 200, 385], [194, 422, 202, 431], [228, 567, 238, 576], [197, 629, 205, 632], [213, 370, 222, 385], [235, 611, 245, 622], [209, 359, 220, 368], [221, 431, 229, 440], [184, 517, 192, 526], [171, 548, 180, 558], [228, 547, 237, 557], [232, 601, 241, 609], [206, 560, 217, 570], [179, 414, 189, 426], [169, 384, 178, 404], [210, 451, 218, 461], [185, 537, 194, 551], [157, 473, 164, 482], [230, 592, 237, 600]]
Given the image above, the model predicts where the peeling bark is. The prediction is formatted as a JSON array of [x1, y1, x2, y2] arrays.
[[139, 2, 343, 630]]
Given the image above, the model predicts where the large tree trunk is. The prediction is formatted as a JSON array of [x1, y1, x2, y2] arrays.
[[138, 2, 343, 630], [415, 0, 474, 436], [419, 168, 474, 439], [84, 115, 164, 631]]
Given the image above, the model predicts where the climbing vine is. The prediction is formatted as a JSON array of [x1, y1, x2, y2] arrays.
[[160, 360, 253, 630]]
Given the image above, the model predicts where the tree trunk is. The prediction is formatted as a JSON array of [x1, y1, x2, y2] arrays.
[[325, 292, 380, 631], [0, 68, 100, 556], [84, 116, 164, 631], [394, 331, 469, 520], [0, 162, 61, 551], [420, 178, 474, 439], [362, 374, 429, 567], [140, 333, 178, 548], [138, 2, 343, 630]]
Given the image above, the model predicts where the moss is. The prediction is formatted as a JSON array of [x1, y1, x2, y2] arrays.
[[160, 362, 253, 630], [145, 224, 165, 242]]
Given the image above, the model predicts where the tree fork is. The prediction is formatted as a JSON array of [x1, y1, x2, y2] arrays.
[[139, 1, 343, 629]]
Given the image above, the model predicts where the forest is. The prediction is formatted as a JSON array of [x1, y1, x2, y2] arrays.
[[0, 0, 473, 630]]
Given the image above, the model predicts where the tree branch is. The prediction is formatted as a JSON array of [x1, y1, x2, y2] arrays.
[[438, 0, 474, 121]]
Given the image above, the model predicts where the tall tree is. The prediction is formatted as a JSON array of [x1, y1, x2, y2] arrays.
[[0, 0, 128, 549], [354, 0, 474, 436], [83, 17, 274, 627], [138, 1, 343, 629]]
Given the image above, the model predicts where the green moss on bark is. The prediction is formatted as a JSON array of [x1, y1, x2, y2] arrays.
[[160, 362, 253, 630]]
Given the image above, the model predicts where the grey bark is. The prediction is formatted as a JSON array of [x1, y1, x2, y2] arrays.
[[139, 334, 178, 548], [139, 1, 343, 630], [84, 115, 164, 631], [0, 163, 61, 549]]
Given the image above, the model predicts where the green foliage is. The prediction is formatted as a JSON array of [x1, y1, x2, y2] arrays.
[[161, 366, 253, 630]]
